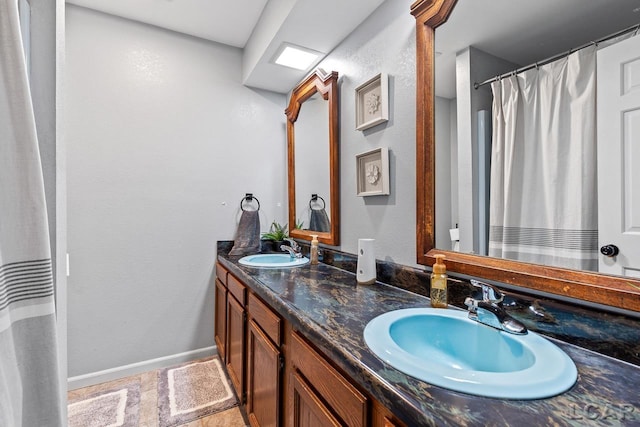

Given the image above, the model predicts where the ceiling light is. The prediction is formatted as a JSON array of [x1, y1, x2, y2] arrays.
[[273, 43, 322, 71]]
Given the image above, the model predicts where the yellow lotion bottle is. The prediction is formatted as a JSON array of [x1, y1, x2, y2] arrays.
[[310, 234, 319, 265], [430, 254, 448, 308]]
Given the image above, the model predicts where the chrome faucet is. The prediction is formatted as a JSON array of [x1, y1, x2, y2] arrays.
[[464, 280, 528, 335], [280, 238, 303, 258]]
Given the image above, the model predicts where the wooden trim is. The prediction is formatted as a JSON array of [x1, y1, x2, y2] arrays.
[[285, 70, 340, 246], [214, 279, 227, 363], [412, 0, 456, 271], [226, 295, 245, 401], [412, 0, 640, 312]]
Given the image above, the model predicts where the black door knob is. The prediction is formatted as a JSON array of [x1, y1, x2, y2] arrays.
[[600, 244, 619, 257]]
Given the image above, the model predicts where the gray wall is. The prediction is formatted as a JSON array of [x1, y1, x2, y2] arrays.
[[315, 0, 418, 265], [435, 96, 454, 251], [65, 0, 439, 382], [65, 5, 287, 382]]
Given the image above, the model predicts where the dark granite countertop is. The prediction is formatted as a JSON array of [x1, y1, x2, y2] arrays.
[[217, 248, 640, 426]]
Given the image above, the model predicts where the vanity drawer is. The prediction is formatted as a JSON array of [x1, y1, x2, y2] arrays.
[[290, 331, 367, 427], [248, 293, 281, 346], [216, 262, 228, 285], [227, 273, 246, 306]]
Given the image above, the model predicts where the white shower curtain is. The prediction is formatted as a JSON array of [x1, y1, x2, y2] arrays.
[[488, 45, 598, 271], [0, 0, 63, 425]]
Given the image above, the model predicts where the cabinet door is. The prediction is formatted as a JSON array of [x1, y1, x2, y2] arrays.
[[214, 279, 227, 363], [290, 332, 367, 427], [226, 295, 245, 402], [247, 320, 281, 427], [291, 371, 341, 427]]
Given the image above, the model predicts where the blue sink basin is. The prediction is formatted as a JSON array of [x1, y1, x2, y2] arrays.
[[364, 308, 577, 399], [238, 253, 309, 268]]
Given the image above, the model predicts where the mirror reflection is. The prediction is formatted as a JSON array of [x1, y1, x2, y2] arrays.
[[286, 69, 340, 245], [294, 92, 332, 232], [434, 0, 640, 277]]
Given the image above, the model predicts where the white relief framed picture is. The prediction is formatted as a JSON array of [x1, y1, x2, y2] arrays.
[[355, 73, 389, 131], [356, 147, 390, 196]]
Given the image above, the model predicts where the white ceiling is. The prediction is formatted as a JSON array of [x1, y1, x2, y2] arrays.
[[66, 0, 269, 48], [435, 0, 640, 98]]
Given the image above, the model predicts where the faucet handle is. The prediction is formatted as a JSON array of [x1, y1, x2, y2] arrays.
[[470, 279, 504, 304], [283, 238, 299, 250], [464, 297, 479, 311]]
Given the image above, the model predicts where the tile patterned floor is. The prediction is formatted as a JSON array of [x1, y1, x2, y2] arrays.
[[68, 365, 248, 427]]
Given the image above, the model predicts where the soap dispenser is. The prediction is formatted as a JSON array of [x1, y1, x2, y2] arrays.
[[310, 234, 319, 265], [430, 254, 448, 308]]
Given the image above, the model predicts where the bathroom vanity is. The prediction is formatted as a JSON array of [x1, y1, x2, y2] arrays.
[[215, 242, 640, 426], [215, 258, 391, 427]]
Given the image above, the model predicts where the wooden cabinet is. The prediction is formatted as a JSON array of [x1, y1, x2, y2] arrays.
[[214, 261, 406, 427], [247, 319, 281, 427], [246, 292, 283, 427], [289, 331, 368, 427], [226, 294, 245, 401], [291, 371, 341, 427], [371, 401, 407, 427], [215, 262, 245, 401]]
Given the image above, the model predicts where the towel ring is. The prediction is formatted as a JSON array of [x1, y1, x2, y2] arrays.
[[240, 194, 260, 211], [309, 194, 326, 210]]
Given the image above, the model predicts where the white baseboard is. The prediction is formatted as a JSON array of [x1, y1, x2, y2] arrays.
[[68, 345, 217, 390]]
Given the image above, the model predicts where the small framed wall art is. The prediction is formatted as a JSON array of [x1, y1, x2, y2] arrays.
[[356, 147, 390, 196], [355, 73, 389, 131]]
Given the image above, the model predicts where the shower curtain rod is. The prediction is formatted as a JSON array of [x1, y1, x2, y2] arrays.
[[474, 22, 640, 90]]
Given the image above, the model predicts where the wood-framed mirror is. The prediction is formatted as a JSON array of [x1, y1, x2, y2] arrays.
[[411, 0, 640, 312], [285, 69, 340, 246]]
